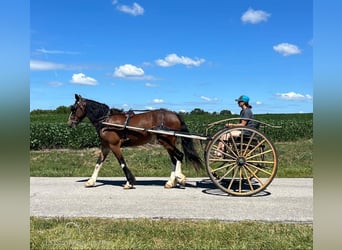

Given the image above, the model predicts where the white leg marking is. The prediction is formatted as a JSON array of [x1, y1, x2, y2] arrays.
[[175, 161, 186, 185], [165, 162, 177, 188], [85, 163, 102, 187]]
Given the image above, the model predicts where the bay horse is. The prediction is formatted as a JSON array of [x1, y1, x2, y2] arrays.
[[67, 94, 203, 189]]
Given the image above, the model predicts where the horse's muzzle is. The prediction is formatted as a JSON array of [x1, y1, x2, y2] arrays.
[[67, 120, 78, 128]]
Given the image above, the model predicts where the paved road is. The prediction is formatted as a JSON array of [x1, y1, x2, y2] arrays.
[[30, 177, 312, 223]]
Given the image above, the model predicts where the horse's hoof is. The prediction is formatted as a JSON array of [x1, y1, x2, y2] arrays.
[[164, 180, 176, 189], [85, 180, 95, 187], [176, 175, 186, 186], [123, 183, 135, 189]]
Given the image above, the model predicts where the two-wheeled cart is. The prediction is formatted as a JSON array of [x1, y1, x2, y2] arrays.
[[102, 118, 280, 196]]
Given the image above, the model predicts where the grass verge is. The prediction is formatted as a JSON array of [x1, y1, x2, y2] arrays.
[[30, 140, 313, 178], [31, 217, 312, 250]]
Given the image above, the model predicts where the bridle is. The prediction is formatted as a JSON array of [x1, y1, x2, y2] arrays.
[[68, 101, 86, 127]]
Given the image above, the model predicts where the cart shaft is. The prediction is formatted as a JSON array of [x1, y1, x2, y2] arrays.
[[101, 122, 209, 141]]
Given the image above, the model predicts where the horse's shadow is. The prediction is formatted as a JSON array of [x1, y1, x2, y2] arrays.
[[77, 178, 166, 188], [76, 178, 271, 197]]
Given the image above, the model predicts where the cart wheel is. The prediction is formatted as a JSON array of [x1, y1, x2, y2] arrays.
[[205, 127, 278, 196]]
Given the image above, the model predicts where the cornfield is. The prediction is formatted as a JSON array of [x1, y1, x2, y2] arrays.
[[30, 113, 313, 150]]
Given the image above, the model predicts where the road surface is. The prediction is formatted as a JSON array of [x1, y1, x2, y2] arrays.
[[30, 177, 312, 223]]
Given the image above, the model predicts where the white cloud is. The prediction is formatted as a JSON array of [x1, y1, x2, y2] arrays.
[[36, 48, 79, 55], [153, 98, 164, 104], [200, 96, 218, 102], [122, 103, 131, 109], [256, 101, 262, 105], [241, 8, 271, 24], [276, 92, 312, 101], [30, 60, 65, 71], [116, 2, 144, 16], [200, 96, 211, 101], [145, 83, 158, 88], [48, 81, 64, 87], [114, 64, 145, 78], [70, 73, 98, 85], [156, 53, 205, 67], [273, 43, 301, 56]]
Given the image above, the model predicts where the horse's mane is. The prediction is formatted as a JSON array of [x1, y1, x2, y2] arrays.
[[84, 99, 110, 121], [109, 108, 124, 115]]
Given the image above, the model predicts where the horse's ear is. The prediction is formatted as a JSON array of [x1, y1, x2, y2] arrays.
[[75, 94, 81, 101]]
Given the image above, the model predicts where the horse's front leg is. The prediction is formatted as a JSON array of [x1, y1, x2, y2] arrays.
[[85, 147, 109, 187], [110, 145, 136, 189], [120, 158, 136, 189]]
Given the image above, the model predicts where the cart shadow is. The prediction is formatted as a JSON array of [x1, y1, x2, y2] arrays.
[[76, 178, 271, 197], [195, 179, 271, 197]]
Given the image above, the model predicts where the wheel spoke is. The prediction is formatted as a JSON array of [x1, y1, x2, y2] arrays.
[[245, 139, 266, 158], [242, 167, 255, 191], [242, 132, 257, 156], [245, 165, 265, 186], [230, 135, 240, 157], [245, 162, 272, 176], [211, 162, 236, 173], [209, 157, 236, 163], [246, 149, 274, 160], [247, 160, 275, 165], [227, 167, 238, 190]]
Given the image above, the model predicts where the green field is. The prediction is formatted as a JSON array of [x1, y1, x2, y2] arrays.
[[30, 111, 313, 149]]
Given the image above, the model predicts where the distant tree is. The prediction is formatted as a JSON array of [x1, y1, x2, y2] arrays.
[[30, 109, 51, 114], [55, 106, 70, 114], [190, 108, 208, 115], [220, 109, 232, 115]]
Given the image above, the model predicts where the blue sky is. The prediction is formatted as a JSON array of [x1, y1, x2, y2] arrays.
[[30, 0, 312, 114]]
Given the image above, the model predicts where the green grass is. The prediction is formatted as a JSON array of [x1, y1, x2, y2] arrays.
[[276, 140, 313, 177], [30, 217, 312, 250], [30, 140, 313, 178]]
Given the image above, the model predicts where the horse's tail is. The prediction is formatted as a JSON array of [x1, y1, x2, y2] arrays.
[[176, 114, 203, 171]]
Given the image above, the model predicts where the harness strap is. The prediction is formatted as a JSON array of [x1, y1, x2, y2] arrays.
[[122, 110, 135, 141], [95, 110, 111, 133]]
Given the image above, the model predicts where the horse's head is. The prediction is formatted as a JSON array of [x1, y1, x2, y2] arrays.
[[68, 94, 87, 128]]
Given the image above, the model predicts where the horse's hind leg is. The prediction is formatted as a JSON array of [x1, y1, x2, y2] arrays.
[[85, 146, 110, 187], [165, 156, 186, 189], [158, 136, 186, 188]]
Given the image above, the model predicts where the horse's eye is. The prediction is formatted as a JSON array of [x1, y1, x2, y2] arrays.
[[70, 105, 76, 112]]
